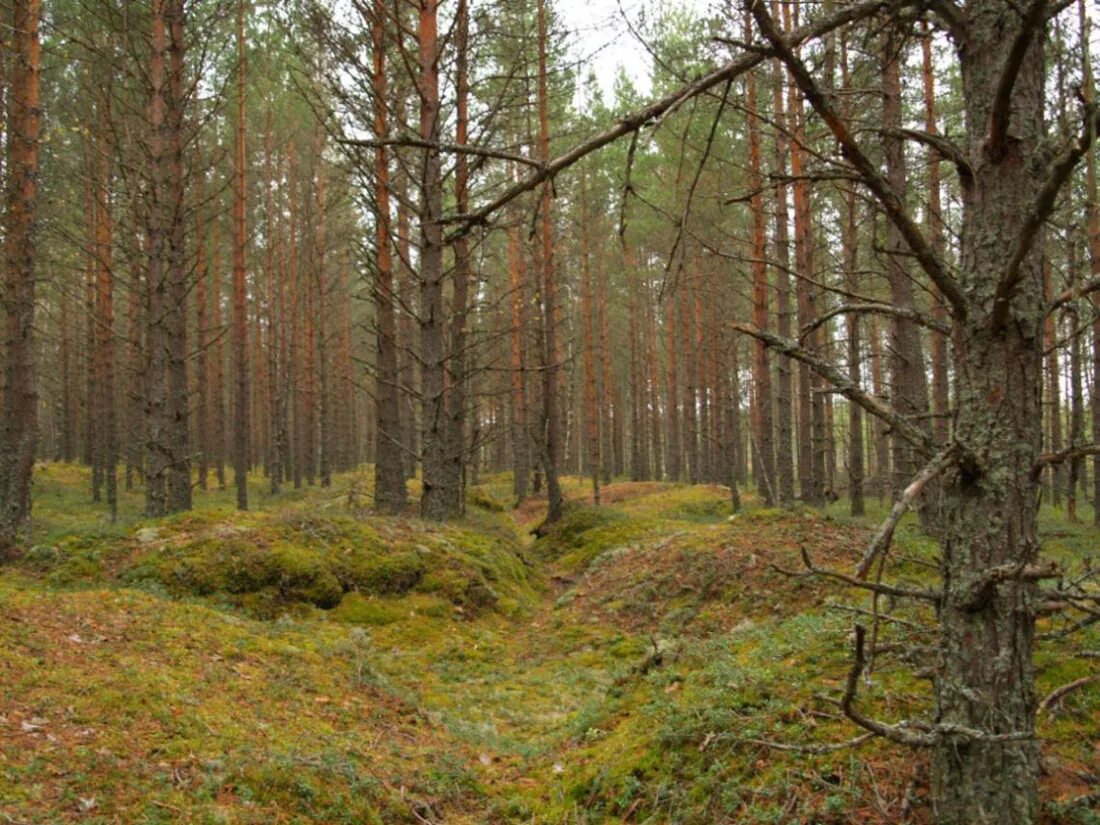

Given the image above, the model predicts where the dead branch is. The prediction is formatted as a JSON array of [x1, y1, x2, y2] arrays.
[[841, 626, 936, 746], [1039, 673, 1100, 714], [732, 323, 934, 454], [445, 0, 914, 240], [772, 546, 942, 604], [802, 302, 951, 341], [856, 446, 959, 580]]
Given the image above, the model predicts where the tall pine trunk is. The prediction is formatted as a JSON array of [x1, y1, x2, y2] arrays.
[[0, 0, 42, 552]]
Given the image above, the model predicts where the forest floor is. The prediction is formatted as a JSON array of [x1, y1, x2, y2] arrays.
[[1, 465, 1098, 824]]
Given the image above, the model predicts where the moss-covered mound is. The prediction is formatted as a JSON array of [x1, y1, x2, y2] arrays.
[[118, 509, 537, 619], [528, 505, 653, 574]]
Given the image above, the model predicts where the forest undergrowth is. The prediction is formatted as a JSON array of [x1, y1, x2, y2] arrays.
[[1, 465, 1097, 824]]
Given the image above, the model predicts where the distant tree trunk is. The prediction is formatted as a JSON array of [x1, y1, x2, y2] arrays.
[[125, 255, 143, 491], [195, 169, 210, 491], [537, 0, 563, 523], [394, 90, 418, 483], [287, 147, 303, 491], [770, 14, 795, 506], [0, 0, 41, 552], [580, 169, 600, 504], [628, 276, 644, 481], [93, 96, 118, 521], [262, 118, 281, 494], [417, 0, 453, 520], [60, 284, 76, 463], [727, 333, 743, 509], [1065, 235, 1084, 522], [664, 290, 682, 482], [210, 219, 227, 491], [85, 161, 101, 503], [840, 37, 863, 517], [922, 24, 950, 449], [680, 285, 699, 483], [746, 21, 775, 504], [165, 0, 191, 513], [694, 289, 711, 481], [881, 30, 930, 492], [232, 0, 249, 510], [1043, 260, 1064, 508], [868, 312, 889, 501], [313, 131, 332, 490], [372, 0, 406, 513], [1081, 0, 1100, 526], [644, 276, 662, 481], [789, 87, 818, 504], [144, 0, 170, 518], [445, 0, 471, 515], [597, 238, 615, 484], [507, 172, 530, 502]]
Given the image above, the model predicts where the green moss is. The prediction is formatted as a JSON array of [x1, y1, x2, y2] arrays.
[[125, 537, 342, 609], [419, 565, 498, 615], [268, 543, 344, 608], [330, 592, 450, 626], [338, 550, 426, 595]]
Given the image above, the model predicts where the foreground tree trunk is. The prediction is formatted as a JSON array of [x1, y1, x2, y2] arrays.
[[929, 12, 1046, 820], [417, 0, 453, 521], [747, 2, 1062, 819], [0, 0, 42, 553]]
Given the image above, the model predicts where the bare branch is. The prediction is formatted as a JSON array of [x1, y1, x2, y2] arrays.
[[987, 0, 1049, 160], [802, 302, 951, 341], [996, 104, 1100, 324], [338, 135, 542, 169], [445, 0, 910, 240], [1033, 443, 1100, 474], [1039, 674, 1100, 714], [884, 127, 973, 182], [925, 0, 968, 41], [966, 561, 1062, 612], [855, 445, 959, 580], [841, 626, 937, 746], [734, 733, 876, 754], [732, 322, 934, 454], [773, 546, 942, 603], [1047, 275, 1100, 314]]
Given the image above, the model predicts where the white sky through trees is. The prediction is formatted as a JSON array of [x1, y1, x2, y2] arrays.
[[558, 0, 712, 97]]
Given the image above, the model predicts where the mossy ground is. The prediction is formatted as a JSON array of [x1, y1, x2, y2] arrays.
[[2, 464, 1097, 823]]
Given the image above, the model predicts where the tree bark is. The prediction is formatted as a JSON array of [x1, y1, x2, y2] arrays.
[[536, 0, 563, 523], [0, 0, 41, 552], [165, 0, 191, 513], [372, 0, 406, 513], [232, 0, 249, 510], [416, 0, 453, 520]]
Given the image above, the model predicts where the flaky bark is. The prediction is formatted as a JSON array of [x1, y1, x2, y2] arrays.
[[0, 0, 41, 552], [417, 0, 453, 520]]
